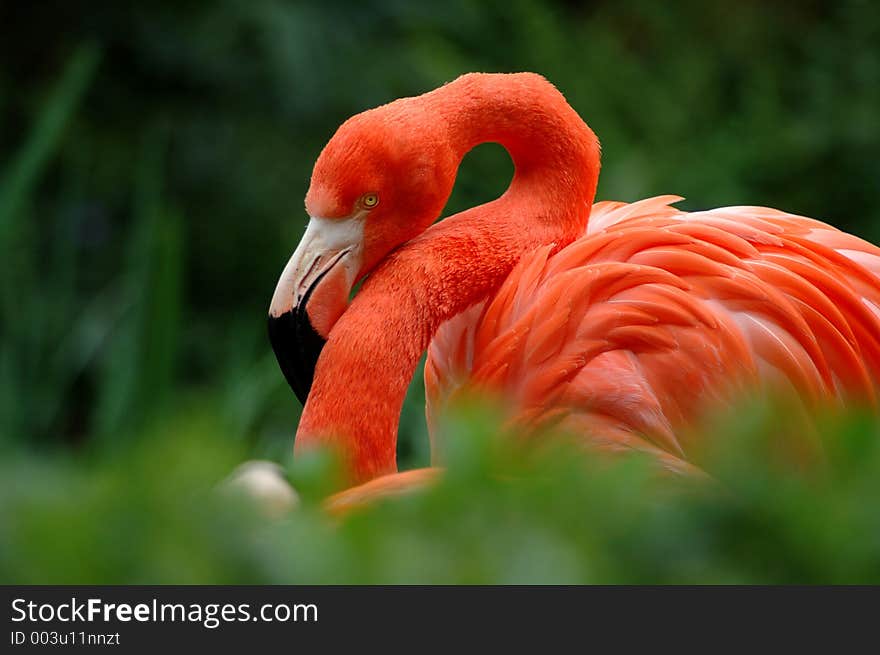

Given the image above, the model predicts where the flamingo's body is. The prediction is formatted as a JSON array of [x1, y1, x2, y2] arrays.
[[268, 72, 880, 496], [427, 196, 880, 474]]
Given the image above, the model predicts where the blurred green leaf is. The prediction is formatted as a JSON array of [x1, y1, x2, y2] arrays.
[[2, 398, 880, 584]]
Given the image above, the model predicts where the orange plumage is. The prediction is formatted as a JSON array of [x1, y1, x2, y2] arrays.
[[267, 72, 880, 498], [426, 196, 880, 474]]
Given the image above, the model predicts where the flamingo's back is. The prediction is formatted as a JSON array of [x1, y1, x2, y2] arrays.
[[425, 197, 880, 470]]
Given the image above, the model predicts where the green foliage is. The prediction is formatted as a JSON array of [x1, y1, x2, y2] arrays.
[[2, 400, 879, 584], [0, 1, 879, 582], [0, 44, 101, 445]]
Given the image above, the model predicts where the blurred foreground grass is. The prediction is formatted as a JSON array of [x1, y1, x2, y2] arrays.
[[2, 398, 879, 584]]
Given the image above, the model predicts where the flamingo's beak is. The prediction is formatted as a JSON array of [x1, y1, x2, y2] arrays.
[[268, 215, 364, 404]]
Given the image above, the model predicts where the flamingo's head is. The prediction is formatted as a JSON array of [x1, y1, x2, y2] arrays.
[[268, 98, 458, 403]]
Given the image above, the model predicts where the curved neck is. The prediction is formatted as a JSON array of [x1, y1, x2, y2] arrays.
[[432, 73, 599, 222], [296, 73, 601, 485]]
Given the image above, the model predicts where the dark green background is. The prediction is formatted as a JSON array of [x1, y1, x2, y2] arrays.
[[1, 1, 879, 583]]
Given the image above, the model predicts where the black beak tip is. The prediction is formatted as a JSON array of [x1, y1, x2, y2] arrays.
[[268, 308, 327, 407]]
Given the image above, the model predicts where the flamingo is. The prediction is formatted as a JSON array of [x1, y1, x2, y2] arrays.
[[267, 72, 880, 505]]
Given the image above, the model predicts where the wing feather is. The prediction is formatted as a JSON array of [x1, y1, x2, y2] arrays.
[[426, 198, 880, 467]]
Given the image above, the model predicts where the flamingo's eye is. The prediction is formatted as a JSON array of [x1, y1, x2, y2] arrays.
[[361, 193, 379, 209]]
